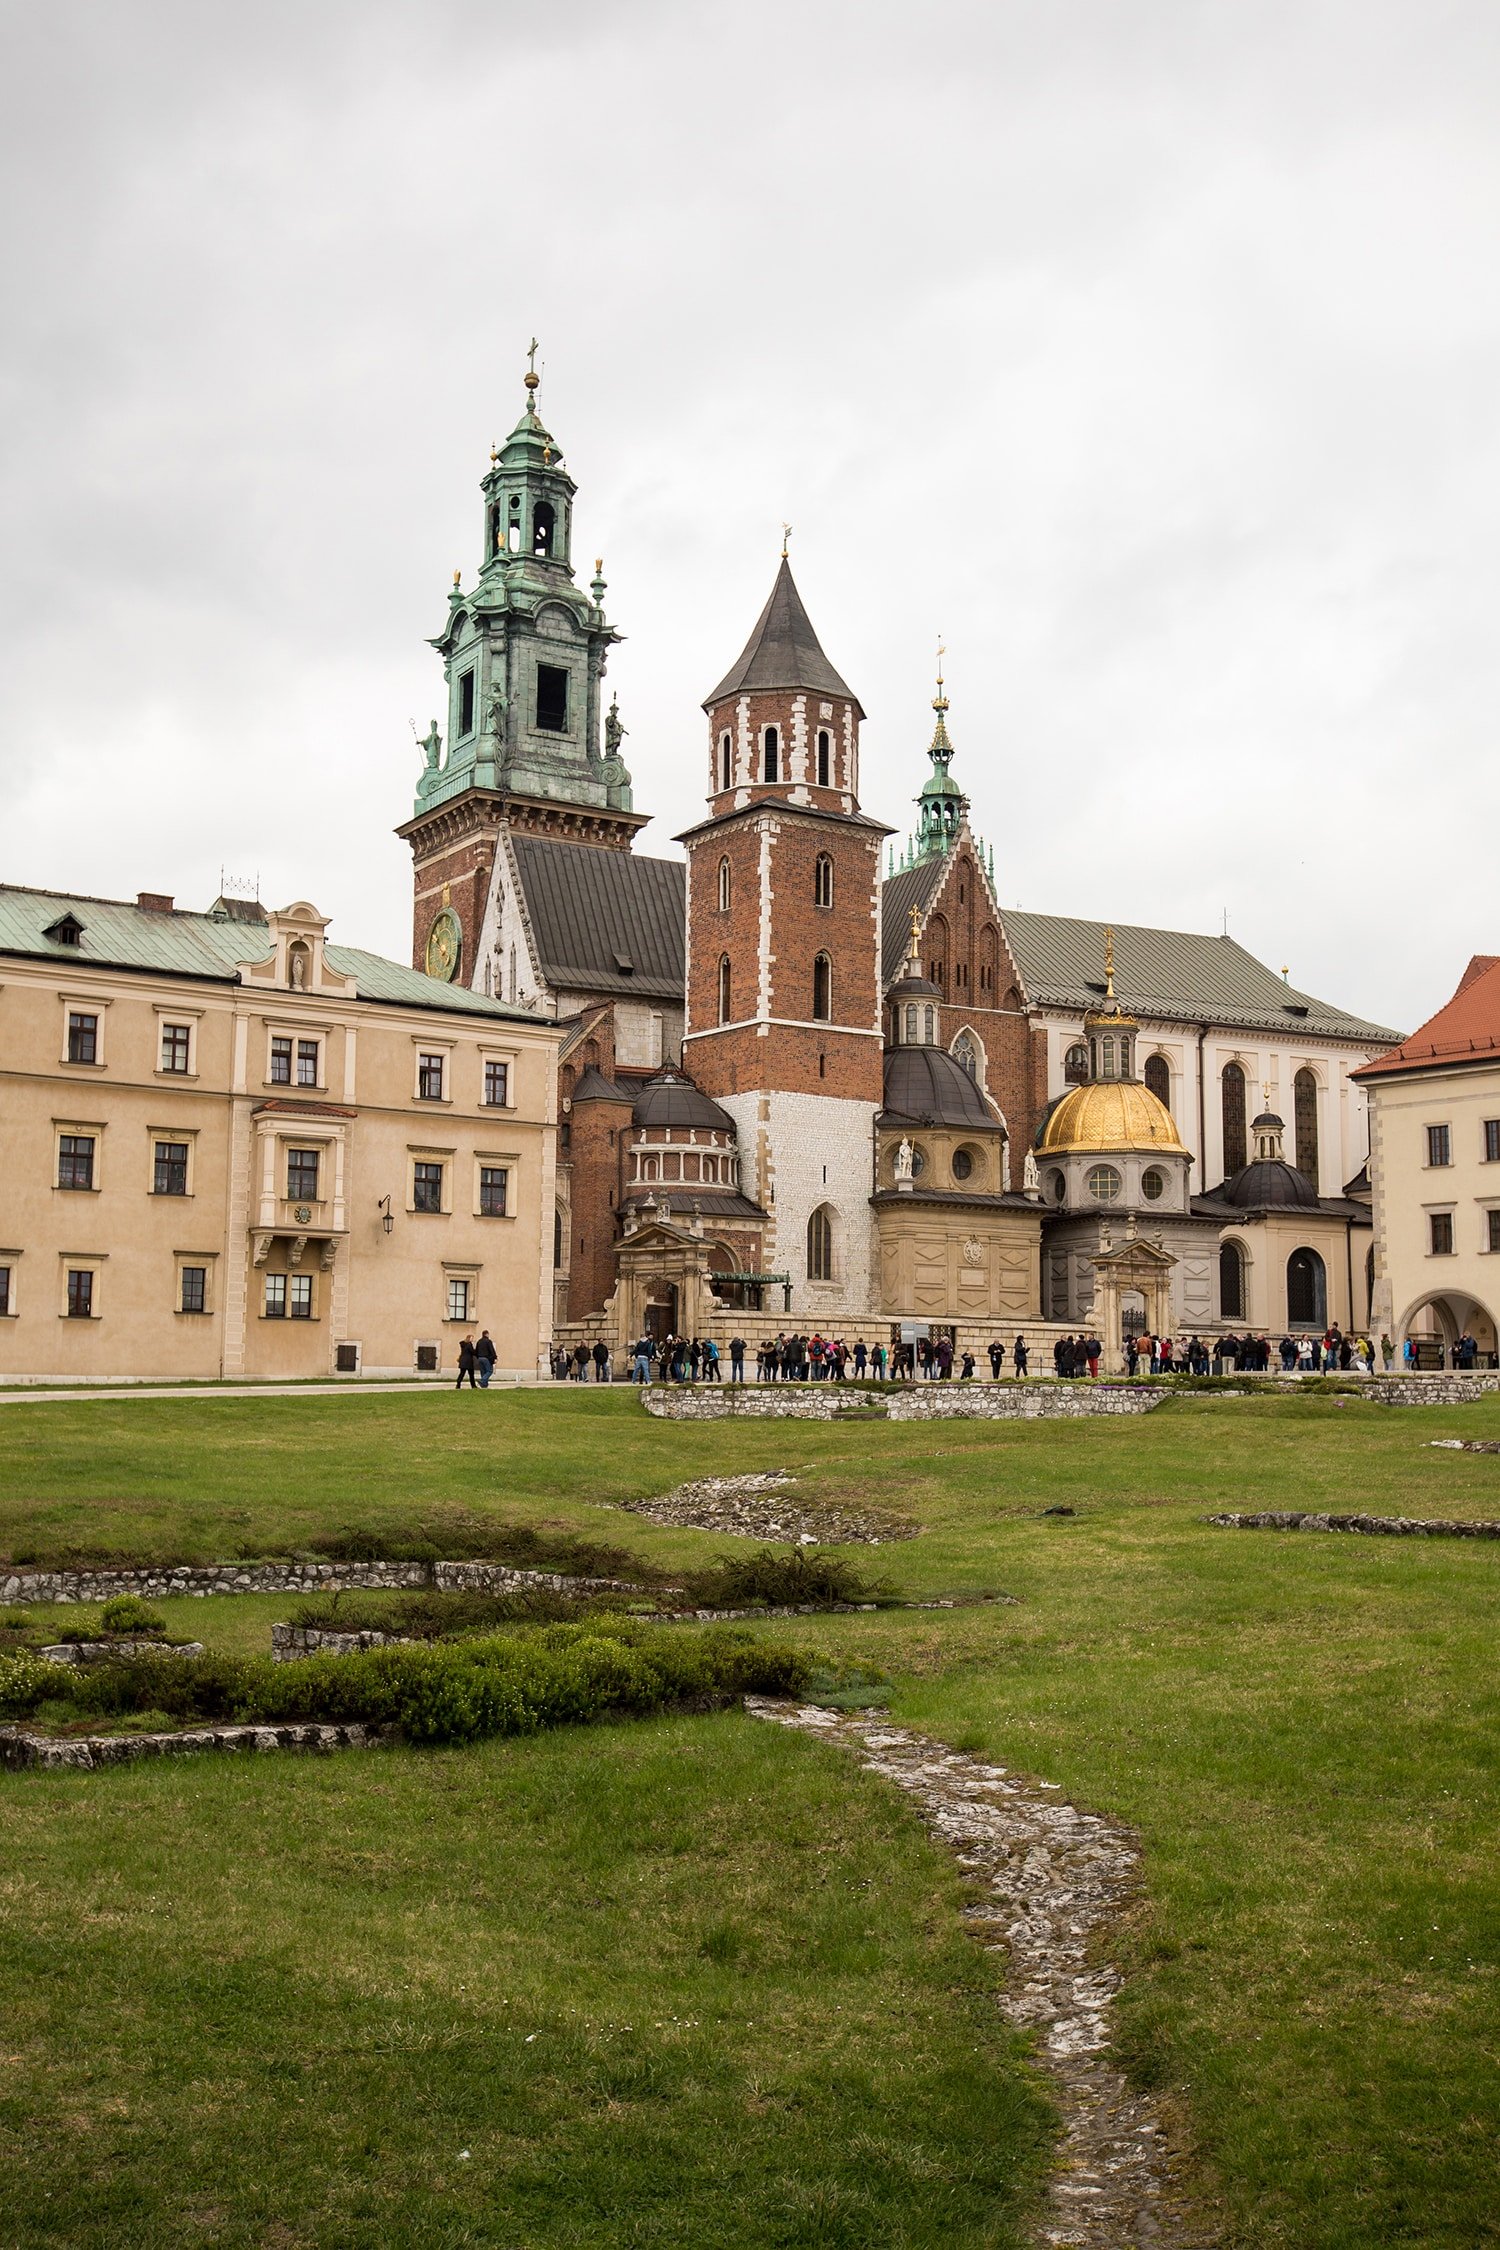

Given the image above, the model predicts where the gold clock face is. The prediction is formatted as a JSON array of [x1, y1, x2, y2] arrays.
[[425, 908, 462, 983]]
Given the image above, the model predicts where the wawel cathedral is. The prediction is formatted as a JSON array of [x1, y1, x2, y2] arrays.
[[399, 364, 1398, 1369]]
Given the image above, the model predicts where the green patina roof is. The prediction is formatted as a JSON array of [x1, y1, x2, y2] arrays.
[[1000, 909, 1399, 1045], [0, 887, 539, 1023]]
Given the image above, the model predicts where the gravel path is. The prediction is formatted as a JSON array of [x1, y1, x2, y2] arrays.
[[746, 1701, 1196, 2248], [616, 1471, 917, 1544]]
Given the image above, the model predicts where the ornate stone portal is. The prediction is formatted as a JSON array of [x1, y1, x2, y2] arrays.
[[1087, 1232, 1178, 1374]]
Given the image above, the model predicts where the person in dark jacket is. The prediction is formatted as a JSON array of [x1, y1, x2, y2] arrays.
[[988, 1339, 1005, 1378], [475, 1331, 497, 1388], [455, 1334, 478, 1390]]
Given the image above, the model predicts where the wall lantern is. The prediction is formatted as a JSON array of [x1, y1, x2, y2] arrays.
[[378, 1195, 394, 1237]]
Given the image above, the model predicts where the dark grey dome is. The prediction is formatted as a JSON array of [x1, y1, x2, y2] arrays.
[[1221, 1158, 1319, 1210], [632, 1068, 735, 1133], [881, 1045, 998, 1128], [887, 968, 943, 1005], [1252, 1108, 1283, 1130]]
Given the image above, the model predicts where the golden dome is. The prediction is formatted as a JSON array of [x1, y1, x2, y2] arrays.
[[1038, 1079, 1187, 1156]]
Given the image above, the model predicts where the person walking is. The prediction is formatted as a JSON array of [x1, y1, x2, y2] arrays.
[[592, 1339, 609, 1384], [1013, 1332, 1028, 1377], [455, 1333, 478, 1390], [632, 1334, 652, 1384], [729, 1334, 746, 1384], [475, 1330, 497, 1388], [703, 1336, 722, 1381], [853, 1339, 868, 1378]]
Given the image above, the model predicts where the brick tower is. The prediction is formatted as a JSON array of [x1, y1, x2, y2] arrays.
[[678, 552, 892, 1314]]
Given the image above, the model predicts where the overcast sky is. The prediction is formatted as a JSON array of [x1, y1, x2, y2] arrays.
[[3, 0, 1497, 1035]]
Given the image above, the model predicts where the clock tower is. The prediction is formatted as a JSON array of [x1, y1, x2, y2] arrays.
[[398, 353, 644, 987]]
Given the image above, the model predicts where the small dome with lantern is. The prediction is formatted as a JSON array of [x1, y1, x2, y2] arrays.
[[1036, 930, 1187, 1156]]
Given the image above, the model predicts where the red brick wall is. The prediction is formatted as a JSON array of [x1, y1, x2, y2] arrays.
[[565, 1090, 632, 1321], [915, 841, 1047, 1154], [408, 828, 497, 982], [704, 691, 861, 813]]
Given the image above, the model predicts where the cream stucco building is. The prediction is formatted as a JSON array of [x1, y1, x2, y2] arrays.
[[1355, 955, 1500, 1366], [0, 886, 560, 1381]]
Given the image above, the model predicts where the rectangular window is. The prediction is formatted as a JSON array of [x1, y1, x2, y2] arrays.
[[1430, 1211, 1455, 1256], [484, 1060, 510, 1107], [160, 1023, 191, 1074], [0, 1267, 11, 1316], [417, 1052, 446, 1101], [447, 1277, 471, 1322], [67, 1011, 98, 1064], [413, 1160, 444, 1213], [1427, 1123, 1452, 1167], [270, 1037, 293, 1084], [290, 1274, 313, 1320], [285, 1147, 320, 1202], [1489, 1209, 1500, 1254], [58, 1134, 96, 1190], [153, 1140, 189, 1196], [66, 1269, 94, 1319], [265, 1274, 287, 1318], [1485, 1121, 1500, 1163], [536, 663, 569, 732], [180, 1265, 207, 1314], [479, 1165, 508, 1217], [296, 1039, 321, 1087], [459, 669, 476, 735]]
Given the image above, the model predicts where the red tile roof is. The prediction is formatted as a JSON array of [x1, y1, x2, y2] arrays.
[[1353, 955, 1500, 1080]]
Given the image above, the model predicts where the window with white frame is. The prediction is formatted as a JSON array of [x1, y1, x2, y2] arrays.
[[0, 1263, 14, 1316], [483, 1059, 510, 1107], [296, 1038, 321, 1087], [290, 1274, 313, 1319], [265, 1274, 287, 1317], [413, 1159, 444, 1213], [285, 1146, 320, 1202], [447, 1276, 472, 1322], [57, 1133, 97, 1191], [65, 1267, 96, 1319], [160, 1022, 192, 1074], [1430, 1210, 1455, 1255], [1485, 1120, 1500, 1163], [153, 1140, 189, 1196], [66, 1011, 99, 1065], [270, 1036, 293, 1084], [417, 1051, 447, 1101], [478, 1165, 509, 1217], [1427, 1123, 1452, 1168]]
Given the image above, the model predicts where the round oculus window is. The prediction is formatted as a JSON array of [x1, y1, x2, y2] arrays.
[[909, 1145, 926, 1178], [1087, 1164, 1122, 1203], [1050, 1169, 1067, 1203], [1141, 1167, 1166, 1202], [951, 1147, 974, 1182]]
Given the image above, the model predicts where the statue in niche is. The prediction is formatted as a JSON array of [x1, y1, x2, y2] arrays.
[[1022, 1149, 1040, 1195], [289, 942, 309, 991], [487, 677, 508, 745], [1001, 1138, 1012, 1192], [894, 1137, 914, 1182]]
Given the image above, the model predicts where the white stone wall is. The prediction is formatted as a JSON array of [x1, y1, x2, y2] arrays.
[[717, 1089, 877, 1319]]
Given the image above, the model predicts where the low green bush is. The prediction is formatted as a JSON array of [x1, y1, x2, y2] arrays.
[[98, 1594, 168, 1637], [682, 1546, 892, 1610], [0, 1622, 811, 1746]]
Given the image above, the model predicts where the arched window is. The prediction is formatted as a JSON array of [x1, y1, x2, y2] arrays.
[[532, 501, 555, 557], [1287, 1247, 1327, 1327], [488, 504, 502, 558], [718, 954, 732, 1025], [1064, 1042, 1090, 1085], [1099, 1035, 1116, 1079], [816, 728, 831, 787], [814, 853, 833, 908], [1144, 1053, 1171, 1111], [1294, 1068, 1319, 1185], [904, 1003, 918, 1044], [717, 856, 731, 912], [925, 913, 949, 995], [1222, 1062, 1248, 1177], [553, 1209, 564, 1270], [763, 726, 779, 783], [952, 1029, 981, 1081], [1219, 1239, 1245, 1319], [720, 732, 733, 790], [807, 1204, 834, 1282], [812, 952, 832, 1021]]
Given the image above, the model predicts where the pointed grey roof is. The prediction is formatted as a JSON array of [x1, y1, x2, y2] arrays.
[[704, 559, 862, 714]]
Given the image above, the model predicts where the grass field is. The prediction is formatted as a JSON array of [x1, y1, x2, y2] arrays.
[[3, 1388, 1498, 2247]]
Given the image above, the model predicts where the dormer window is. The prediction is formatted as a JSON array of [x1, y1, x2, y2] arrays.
[[46, 913, 84, 947]]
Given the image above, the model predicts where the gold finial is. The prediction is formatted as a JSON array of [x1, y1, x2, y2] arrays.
[[780, 522, 792, 560], [1104, 926, 1116, 998], [1263, 1080, 1272, 1111], [909, 903, 922, 953], [452, 568, 461, 588], [934, 636, 948, 714], [489, 441, 499, 464], [594, 557, 603, 576]]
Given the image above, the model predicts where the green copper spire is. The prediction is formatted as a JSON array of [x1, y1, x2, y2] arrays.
[[913, 643, 968, 861]]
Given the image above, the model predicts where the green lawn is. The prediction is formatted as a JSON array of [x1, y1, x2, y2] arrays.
[[2, 1389, 1498, 2247]]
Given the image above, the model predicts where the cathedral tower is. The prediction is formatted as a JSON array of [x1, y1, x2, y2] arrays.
[[679, 553, 891, 1311], [398, 355, 643, 987]]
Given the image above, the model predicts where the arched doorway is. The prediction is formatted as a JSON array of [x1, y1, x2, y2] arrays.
[[1287, 1247, 1326, 1328], [643, 1286, 678, 1343], [1399, 1291, 1499, 1369]]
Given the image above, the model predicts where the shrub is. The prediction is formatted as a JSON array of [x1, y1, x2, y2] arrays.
[[681, 1547, 891, 1611], [0, 1623, 811, 1747], [98, 1595, 168, 1638]]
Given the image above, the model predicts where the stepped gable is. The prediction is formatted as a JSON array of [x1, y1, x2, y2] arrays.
[[508, 835, 684, 1001], [703, 557, 863, 712]]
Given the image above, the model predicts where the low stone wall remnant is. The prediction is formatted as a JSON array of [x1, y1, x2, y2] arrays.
[[1208, 1510, 1500, 1540], [0, 1557, 640, 1610], [0, 1721, 386, 1772], [642, 1381, 1166, 1422], [40, 1639, 204, 1666]]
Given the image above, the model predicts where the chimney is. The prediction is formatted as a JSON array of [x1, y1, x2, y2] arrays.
[[137, 891, 174, 914]]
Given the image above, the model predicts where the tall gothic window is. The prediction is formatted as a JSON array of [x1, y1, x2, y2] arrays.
[[1222, 1062, 1248, 1176], [718, 954, 732, 1025], [720, 732, 732, 790], [807, 1205, 834, 1282], [816, 728, 831, 787], [1064, 1042, 1090, 1084], [812, 952, 832, 1021], [763, 726, 779, 783], [1144, 1053, 1171, 1111], [1294, 1068, 1319, 1184], [953, 1030, 980, 1080], [814, 853, 833, 908], [1219, 1239, 1245, 1320], [718, 856, 731, 912]]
